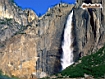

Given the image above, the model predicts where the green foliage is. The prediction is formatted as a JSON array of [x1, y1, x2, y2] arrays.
[[0, 43, 4, 48], [46, 12, 51, 16], [6, 18, 12, 22], [0, 70, 3, 76], [0, 21, 6, 24], [0, 19, 6, 24], [0, 18, 13, 24], [14, 26, 27, 35], [60, 45, 105, 78], [14, 31, 26, 35], [10, 0, 14, 3], [0, 70, 19, 79]]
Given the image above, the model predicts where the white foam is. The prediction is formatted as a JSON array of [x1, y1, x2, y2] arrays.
[[61, 11, 74, 70]]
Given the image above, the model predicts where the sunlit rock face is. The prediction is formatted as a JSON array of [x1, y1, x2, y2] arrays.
[[73, 0, 105, 57], [0, 0, 38, 26], [0, 0, 105, 78], [35, 4, 74, 78], [61, 11, 74, 70], [0, 0, 74, 78], [0, 0, 38, 43]]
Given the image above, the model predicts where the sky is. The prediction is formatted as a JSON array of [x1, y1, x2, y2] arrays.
[[14, 0, 75, 16]]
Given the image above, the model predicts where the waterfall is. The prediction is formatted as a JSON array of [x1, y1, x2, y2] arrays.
[[61, 11, 74, 70]]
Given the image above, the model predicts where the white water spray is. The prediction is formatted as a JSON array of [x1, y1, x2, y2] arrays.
[[61, 11, 74, 70]]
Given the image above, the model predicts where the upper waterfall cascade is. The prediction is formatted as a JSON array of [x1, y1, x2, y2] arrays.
[[61, 10, 74, 70]]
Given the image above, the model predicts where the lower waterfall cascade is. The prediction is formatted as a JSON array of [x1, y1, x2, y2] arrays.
[[61, 10, 74, 70]]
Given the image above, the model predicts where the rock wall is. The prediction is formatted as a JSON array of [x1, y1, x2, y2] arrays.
[[0, 0, 38, 26], [0, 0, 105, 78], [72, 0, 105, 60], [0, 0, 74, 78]]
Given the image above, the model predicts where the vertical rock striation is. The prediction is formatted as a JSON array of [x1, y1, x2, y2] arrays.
[[72, 0, 105, 61], [0, 0, 105, 78], [35, 4, 74, 78], [0, 0, 74, 78]]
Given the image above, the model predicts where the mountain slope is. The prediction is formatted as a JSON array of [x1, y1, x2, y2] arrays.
[[0, 70, 19, 79], [60, 45, 105, 78], [0, 0, 105, 79], [0, 0, 74, 78]]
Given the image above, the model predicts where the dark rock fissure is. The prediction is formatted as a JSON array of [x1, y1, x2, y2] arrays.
[[84, 0, 92, 4], [88, 9, 96, 39]]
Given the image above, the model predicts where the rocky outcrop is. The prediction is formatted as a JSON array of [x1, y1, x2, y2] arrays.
[[72, 0, 105, 61], [35, 4, 74, 78], [0, 33, 38, 78], [0, 0, 74, 78], [0, 0, 38, 26], [0, 0, 105, 78], [0, 0, 38, 43]]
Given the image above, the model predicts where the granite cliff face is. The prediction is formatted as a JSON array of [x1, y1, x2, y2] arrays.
[[0, 0, 74, 78], [0, 0, 105, 79], [73, 0, 105, 59]]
